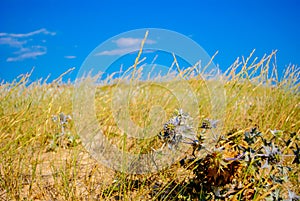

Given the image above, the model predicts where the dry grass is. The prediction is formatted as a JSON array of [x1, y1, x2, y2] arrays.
[[0, 51, 299, 200]]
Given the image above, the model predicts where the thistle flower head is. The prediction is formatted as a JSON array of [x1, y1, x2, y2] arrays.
[[263, 142, 282, 164], [59, 112, 72, 125], [159, 109, 198, 149], [200, 118, 219, 129]]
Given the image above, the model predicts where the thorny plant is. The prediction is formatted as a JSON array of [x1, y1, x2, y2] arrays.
[[48, 112, 79, 151], [154, 109, 300, 200]]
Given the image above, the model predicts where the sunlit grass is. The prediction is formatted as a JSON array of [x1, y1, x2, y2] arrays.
[[0, 51, 299, 200]]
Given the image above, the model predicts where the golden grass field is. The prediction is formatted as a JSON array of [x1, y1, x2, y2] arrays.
[[0, 51, 299, 200]]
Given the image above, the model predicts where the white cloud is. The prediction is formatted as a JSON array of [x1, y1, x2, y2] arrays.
[[64, 55, 76, 59], [0, 37, 26, 47], [6, 46, 47, 62], [114, 37, 156, 48], [96, 37, 156, 56], [0, 28, 55, 62], [7, 50, 46, 62], [96, 47, 138, 56], [0, 28, 56, 38]]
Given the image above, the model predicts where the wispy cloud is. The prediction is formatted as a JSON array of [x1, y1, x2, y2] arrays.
[[64, 55, 76, 59], [0, 28, 56, 62], [6, 46, 47, 62], [114, 37, 156, 48], [0, 37, 26, 47], [96, 37, 156, 56], [0, 28, 56, 38], [97, 47, 138, 56]]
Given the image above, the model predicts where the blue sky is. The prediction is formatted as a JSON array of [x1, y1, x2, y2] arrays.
[[0, 0, 299, 83]]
